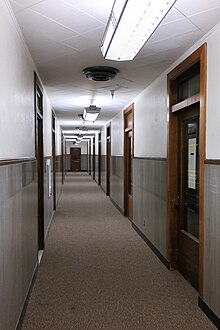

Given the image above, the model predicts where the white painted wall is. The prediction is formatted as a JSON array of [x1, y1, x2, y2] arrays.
[[134, 75, 168, 158], [66, 141, 88, 154], [133, 23, 220, 159], [206, 25, 220, 159], [101, 125, 107, 155], [0, 0, 35, 159], [43, 93, 52, 157], [55, 119, 62, 155], [111, 111, 124, 157]]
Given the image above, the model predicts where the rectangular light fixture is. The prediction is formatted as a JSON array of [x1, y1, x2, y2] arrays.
[[101, 0, 177, 61], [83, 105, 101, 122]]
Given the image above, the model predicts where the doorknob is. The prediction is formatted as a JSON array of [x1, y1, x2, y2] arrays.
[[184, 201, 188, 207], [174, 196, 180, 209]]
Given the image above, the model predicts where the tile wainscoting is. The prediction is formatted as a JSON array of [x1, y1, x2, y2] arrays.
[[0, 159, 38, 330]]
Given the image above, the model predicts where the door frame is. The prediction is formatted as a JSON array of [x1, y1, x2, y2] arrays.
[[98, 132, 101, 186], [89, 139, 91, 175], [34, 72, 44, 251], [124, 103, 134, 219], [70, 147, 81, 171], [93, 136, 95, 180], [52, 110, 56, 210], [167, 44, 207, 296], [106, 123, 111, 196]]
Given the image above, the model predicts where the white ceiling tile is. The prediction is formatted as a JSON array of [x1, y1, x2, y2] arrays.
[[9, 0, 220, 130], [31, 0, 84, 23], [149, 18, 199, 43], [12, 0, 46, 10], [52, 8, 104, 34], [188, 8, 220, 33], [9, 1, 25, 13], [161, 7, 185, 25], [143, 39, 183, 54], [175, 0, 220, 16], [62, 35, 98, 51], [172, 30, 204, 48], [16, 9, 78, 41]]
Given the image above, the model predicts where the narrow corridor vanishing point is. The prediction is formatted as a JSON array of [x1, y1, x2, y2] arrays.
[[21, 173, 216, 329]]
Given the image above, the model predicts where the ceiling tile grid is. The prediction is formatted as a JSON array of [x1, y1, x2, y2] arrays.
[[8, 0, 220, 134]]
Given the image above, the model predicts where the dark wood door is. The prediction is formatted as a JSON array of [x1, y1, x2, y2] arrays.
[[98, 132, 101, 186], [70, 148, 81, 171], [177, 105, 200, 290], [106, 137, 111, 196], [93, 137, 95, 180], [35, 73, 44, 252], [124, 104, 134, 221], [125, 130, 133, 221]]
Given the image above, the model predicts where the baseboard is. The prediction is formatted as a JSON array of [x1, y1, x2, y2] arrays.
[[110, 197, 124, 216], [16, 263, 38, 330], [45, 210, 55, 242], [100, 185, 106, 194], [132, 222, 170, 269], [198, 297, 220, 329]]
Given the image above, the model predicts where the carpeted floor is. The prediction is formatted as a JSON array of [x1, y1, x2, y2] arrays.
[[21, 172, 216, 329]]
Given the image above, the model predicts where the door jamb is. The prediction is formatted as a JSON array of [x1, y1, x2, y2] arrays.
[[124, 103, 134, 217], [34, 71, 44, 251], [106, 123, 111, 196], [167, 44, 207, 296]]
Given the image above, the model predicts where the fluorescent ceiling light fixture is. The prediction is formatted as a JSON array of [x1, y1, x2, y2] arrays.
[[101, 0, 177, 61], [83, 105, 101, 122]]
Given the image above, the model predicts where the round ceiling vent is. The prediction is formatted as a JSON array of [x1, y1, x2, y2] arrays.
[[83, 66, 119, 82]]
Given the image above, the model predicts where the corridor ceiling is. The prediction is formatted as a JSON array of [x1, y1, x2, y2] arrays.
[[9, 0, 220, 132]]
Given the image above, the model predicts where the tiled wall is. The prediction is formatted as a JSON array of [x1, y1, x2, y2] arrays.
[[111, 156, 124, 212], [133, 158, 167, 257], [204, 163, 220, 318], [56, 155, 63, 205], [101, 155, 107, 193], [0, 160, 38, 330], [44, 157, 54, 239], [95, 155, 99, 184]]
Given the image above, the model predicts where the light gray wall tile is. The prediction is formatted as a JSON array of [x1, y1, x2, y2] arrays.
[[133, 158, 167, 257], [111, 156, 124, 212], [0, 161, 38, 329], [101, 155, 107, 193], [204, 164, 220, 317]]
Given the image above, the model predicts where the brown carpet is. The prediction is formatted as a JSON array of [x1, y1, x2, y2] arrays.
[[21, 172, 216, 329]]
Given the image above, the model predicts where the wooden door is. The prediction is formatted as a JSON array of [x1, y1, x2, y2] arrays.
[[93, 137, 95, 180], [106, 137, 111, 196], [177, 105, 200, 290], [98, 132, 101, 186], [126, 130, 133, 220], [124, 104, 134, 221], [35, 73, 44, 251], [52, 112, 56, 210], [70, 147, 81, 171]]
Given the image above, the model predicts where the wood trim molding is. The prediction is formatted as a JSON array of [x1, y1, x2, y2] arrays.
[[134, 156, 167, 161], [167, 43, 207, 297], [172, 94, 200, 113], [132, 222, 170, 269], [0, 157, 36, 166], [204, 159, 220, 165]]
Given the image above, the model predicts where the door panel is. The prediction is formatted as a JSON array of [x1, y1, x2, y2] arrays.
[[177, 105, 199, 290], [106, 137, 111, 196], [70, 148, 81, 172], [124, 104, 134, 221], [126, 131, 133, 220]]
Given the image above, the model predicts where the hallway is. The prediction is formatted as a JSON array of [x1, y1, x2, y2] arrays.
[[21, 173, 215, 330]]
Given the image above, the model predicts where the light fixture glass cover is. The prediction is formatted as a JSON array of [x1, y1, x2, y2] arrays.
[[83, 105, 101, 122], [101, 0, 177, 61]]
